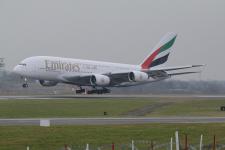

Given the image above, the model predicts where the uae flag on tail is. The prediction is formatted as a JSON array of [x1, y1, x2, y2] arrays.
[[141, 32, 177, 69]]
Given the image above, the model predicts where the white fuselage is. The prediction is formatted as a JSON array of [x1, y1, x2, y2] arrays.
[[12, 33, 199, 91], [13, 56, 141, 82]]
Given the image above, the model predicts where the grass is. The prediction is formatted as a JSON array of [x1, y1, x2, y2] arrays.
[[148, 99, 225, 117], [0, 98, 225, 118], [0, 98, 154, 118], [0, 124, 225, 150], [0, 97, 225, 150]]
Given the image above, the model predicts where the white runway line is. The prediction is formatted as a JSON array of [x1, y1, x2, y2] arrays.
[[0, 117, 225, 125], [1, 95, 225, 100]]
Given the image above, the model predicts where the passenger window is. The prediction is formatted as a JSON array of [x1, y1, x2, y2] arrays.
[[19, 63, 27, 66]]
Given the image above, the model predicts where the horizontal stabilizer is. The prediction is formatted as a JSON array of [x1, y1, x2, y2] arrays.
[[142, 64, 204, 72], [168, 71, 201, 76]]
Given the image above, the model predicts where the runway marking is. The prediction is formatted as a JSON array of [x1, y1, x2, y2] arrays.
[[0, 117, 225, 125], [1, 95, 225, 100]]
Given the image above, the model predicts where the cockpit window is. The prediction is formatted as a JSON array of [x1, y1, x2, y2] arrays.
[[18, 63, 27, 66]]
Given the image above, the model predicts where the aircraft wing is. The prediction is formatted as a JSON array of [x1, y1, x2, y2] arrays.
[[110, 69, 202, 87], [62, 74, 92, 86], [60, 64, 203, 86], [61, 72, 131, 86]]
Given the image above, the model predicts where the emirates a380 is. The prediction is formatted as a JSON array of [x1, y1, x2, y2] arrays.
[[13, 33, 202, 94]]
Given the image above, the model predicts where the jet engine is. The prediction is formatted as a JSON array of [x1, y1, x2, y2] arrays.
[[90, 74, 110, 86], [128, 71, 149, 82], [39, 80, 58, 87]]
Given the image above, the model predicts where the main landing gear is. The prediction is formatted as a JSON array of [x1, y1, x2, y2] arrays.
[[75, 87, 86, 94], [87, 88, 110, 94], [76, 87, 110, 94]]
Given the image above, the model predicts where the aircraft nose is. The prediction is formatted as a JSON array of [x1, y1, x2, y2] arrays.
[[13, 65, 22, 74]]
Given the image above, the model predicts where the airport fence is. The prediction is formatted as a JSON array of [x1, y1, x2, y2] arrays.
[[23, 132, 225, 150], [58, 133, 225, 150], [58, 142, 225, 150], [22, 142, 225, 150]]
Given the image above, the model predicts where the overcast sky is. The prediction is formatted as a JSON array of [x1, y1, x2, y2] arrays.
[[0, 0, 224, 80]]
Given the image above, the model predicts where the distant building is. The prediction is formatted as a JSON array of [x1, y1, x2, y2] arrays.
[[0, 58, 5, 69], [0, 58, 5, 78]]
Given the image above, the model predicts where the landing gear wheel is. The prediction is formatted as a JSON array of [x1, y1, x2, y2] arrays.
[[21, 77, 28, 88], [75, 86, 86, 94], [76, 89, 85, 94], [87, 88, 111, 94], [22, 83, 28, 88]]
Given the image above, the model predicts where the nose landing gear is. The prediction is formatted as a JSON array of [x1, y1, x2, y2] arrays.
[[22, 83, 28, 88], [21, 77, 28, 88]]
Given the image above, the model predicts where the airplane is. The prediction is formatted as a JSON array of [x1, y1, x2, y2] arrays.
[[13, 32, 203, 94]]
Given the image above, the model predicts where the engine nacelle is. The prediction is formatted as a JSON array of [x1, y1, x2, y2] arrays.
[[90, 74, 110, 86], [128, 71, 149, 82], [39, 80, 58, 87]]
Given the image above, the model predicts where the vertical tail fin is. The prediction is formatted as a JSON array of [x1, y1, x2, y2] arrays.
[[140, 32, 177, 69]]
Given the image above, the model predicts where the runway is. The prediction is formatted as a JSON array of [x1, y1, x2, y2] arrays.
[[1, 117, 225, 125], [1, 95, 225, 100]]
